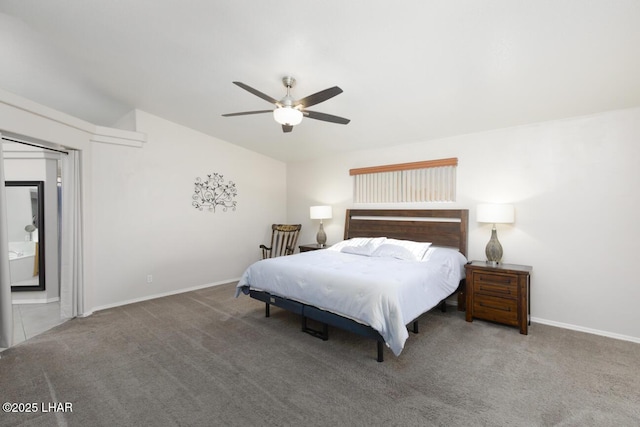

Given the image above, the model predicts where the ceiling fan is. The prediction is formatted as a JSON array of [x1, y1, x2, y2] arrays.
[[222, 76, 350, 133]]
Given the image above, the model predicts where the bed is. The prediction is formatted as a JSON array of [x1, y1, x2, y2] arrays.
[[236, 209, 469, 361]]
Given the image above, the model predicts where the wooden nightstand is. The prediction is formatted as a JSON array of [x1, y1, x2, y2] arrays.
[[298, 243, 329, 252], [465, 261, 532, 334]]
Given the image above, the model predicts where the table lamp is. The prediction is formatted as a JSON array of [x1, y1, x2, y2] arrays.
[[310, 205, 332, 246], [477, 203, 514, 266]]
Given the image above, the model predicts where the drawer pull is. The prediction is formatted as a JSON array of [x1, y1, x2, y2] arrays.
[[480, 276, 513, 284], [478, 285, 510, 294], [479, 302, 512, 312]]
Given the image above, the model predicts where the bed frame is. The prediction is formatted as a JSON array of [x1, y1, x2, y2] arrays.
[[249, 209, 469, 362]]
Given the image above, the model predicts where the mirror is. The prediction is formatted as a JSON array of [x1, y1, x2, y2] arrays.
[[5, 181, 45, 292]]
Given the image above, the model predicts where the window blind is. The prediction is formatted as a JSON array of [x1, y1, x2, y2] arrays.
[[350, 158, 457, 203]]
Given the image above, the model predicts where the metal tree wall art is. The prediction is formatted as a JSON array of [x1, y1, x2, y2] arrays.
[[192, 173, 238, 212]]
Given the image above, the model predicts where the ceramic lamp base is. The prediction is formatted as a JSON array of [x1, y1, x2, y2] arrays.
[[485, 226, 503, 264], [316, 222, 327, 246]]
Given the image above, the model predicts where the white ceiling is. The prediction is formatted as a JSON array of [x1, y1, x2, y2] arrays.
[[1, 1, 639, 162]]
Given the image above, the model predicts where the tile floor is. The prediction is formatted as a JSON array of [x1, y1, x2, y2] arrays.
[[11, 301, 68, 346]]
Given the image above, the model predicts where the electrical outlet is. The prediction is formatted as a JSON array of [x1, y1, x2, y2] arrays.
[[146, 274, 153, 283]]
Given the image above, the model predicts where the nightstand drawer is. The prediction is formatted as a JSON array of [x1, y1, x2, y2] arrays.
[[473, 294, 518, 326], [475, 273, 517, 298]]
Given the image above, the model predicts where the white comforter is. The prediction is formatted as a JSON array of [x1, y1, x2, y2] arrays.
[[235, 247, 467, 356]]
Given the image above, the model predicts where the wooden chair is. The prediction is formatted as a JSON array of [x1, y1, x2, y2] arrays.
[[260, 224, 302, 259]]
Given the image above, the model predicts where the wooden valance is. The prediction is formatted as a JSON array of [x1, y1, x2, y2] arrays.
[[349, 158, 458, 176]]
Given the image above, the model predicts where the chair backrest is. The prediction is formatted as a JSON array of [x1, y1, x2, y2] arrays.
[[261, 224, 302, 259]]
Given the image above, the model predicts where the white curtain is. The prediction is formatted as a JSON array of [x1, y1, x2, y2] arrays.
[[60, 150, 84, 318], [0, 138, 14, 348]]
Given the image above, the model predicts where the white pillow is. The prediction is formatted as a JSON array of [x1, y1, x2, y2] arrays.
[[421, 246, 469, 276], [370, 244, 418, 261], [341, 245, 377, 256], [327, 237, 386, 255], [383, 239, 432, 261]]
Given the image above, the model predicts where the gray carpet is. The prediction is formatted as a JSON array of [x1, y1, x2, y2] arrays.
[[1, 282, 639, 427]]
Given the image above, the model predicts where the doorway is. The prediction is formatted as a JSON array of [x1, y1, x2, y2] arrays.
[[2, 139, 72, 348]]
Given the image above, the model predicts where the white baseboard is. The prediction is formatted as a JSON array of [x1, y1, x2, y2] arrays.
[[530, 316, 640, 344], [447, 298, 640, 344], [87, 278, 240, 315]]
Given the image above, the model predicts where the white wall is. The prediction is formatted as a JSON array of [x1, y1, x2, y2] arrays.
[[90, 110, 286, 309], [287, 107, 640, 342], [4, 182, 32, 243]]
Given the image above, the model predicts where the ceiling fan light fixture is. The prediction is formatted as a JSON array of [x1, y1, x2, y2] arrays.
[[223, 78, 349, 133], [273, 107, 303, 126]]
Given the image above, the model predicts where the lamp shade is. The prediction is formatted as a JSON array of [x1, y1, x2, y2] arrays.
[[310, 205, 332, 220], [273, 107, 303, 126], [477, 204, 515, 224]]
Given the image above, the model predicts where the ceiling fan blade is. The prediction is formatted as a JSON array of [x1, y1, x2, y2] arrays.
[[296, 86, 343, 108], [222, 110, 273, 117], [282, 125, 294, 133], [303, 110, 350, 125], [232, 81, 279, 105]]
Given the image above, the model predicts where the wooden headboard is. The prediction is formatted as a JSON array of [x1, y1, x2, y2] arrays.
[[344, 209, 469, 257]]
